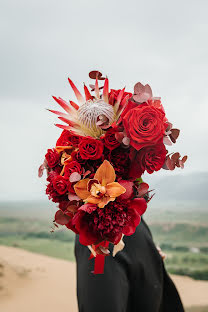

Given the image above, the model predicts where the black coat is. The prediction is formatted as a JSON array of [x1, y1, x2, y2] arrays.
[[75, 218, 184, 312]]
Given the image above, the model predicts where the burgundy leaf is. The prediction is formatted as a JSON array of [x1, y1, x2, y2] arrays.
[[134, 82, 145, 94], [166, 157, 175, 170], [118, 180, 134, 200], [68, 193, 80, 201], [89, 71, 105, 80], [171, 152, 180, 162], [66, 205, 78, 213], [69, 172, 81, 183], [38, 163, 45, 178], [115, 132, 124, 143], [163, 136, 172, 146], [122, 136, 130, 146], [138, 182, 149, 197], [178, 159, 184, 169], [54, 210, 71, 225], [170, 129, 180, 143], [182, 155, 188, 163]]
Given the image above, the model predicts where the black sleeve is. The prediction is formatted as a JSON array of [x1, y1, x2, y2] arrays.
[[74, 235, 129, 312]]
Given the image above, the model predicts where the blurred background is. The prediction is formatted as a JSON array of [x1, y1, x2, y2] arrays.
[[0, 0, 208, 311]]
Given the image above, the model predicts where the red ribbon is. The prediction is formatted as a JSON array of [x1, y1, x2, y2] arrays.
[[94, 254, 106, 274], [89, 241, 109, 274]]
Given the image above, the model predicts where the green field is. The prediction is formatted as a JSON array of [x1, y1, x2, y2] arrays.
[[0, 200, 208, 281], [0, 217, 75, 261]]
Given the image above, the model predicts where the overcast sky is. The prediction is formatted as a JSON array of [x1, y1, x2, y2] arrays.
[[0, 0, 207, 201]]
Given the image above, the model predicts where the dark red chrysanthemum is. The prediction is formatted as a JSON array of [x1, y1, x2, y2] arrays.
[[107, 147, 131, 179], [72, 198, 147, 246]]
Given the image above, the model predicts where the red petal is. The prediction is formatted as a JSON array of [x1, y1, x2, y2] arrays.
[[79, 203, 97, 214], [68, 78, 85, 104], [118, 180, 134, 200], [130, 198, 147, 216], [84, 84, 93, 101]]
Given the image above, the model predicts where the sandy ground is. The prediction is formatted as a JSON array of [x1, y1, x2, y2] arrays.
[[0, 245, 208, 312]]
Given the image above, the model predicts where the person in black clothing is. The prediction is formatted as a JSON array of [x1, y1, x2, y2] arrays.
[[75, 217, 184, 312]]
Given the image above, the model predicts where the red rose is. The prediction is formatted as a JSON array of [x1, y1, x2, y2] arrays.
[[56, 130, 81, 147], [78, 137, 104, 160], [52, 175, 69, 195], [129, 140, 167, 179], [122, 102, 166, 151], [102, 129, 120, 150], [64, 161, 82, 178], [46, 182, 61, 203], [46, 172, 67, 202], [71, 150, 86, 164], [45, 149, 60, 168]]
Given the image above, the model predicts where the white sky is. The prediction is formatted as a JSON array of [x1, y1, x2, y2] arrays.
[[0, 0, 207, 200]]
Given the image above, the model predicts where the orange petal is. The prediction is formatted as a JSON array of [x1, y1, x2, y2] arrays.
[[94, 160, 116, 186], [86, 195, 100, 205], [55, 146, 73, 153], [97, 196, 110, 208], [106, 182, 126, 198], [74, 178, 90, 200]]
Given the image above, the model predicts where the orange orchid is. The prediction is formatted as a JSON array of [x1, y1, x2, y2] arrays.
[[74, 160, 126, 208]]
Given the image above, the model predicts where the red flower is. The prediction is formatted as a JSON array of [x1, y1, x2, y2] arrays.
[[78, 137, 104, 160], [108, 147, 130, 178], [122, 101, 166, 151], [46, 182, 61, 203], [102, 129, 120, 150], [64, 161, 82, 178], [46, 172, 67, 202], [123, 198, 147, 235], [52, 175, 69, 195], [71, 150, 86, 164], [45, 149, 60, 168], [129, 140, 167, 178], [56, 130, 81, 147], [109, 89, 132, 107], [72, 198, 147, 246]]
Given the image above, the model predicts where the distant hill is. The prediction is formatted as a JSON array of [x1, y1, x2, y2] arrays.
[[144, 171, 208, 202], [0, 200, 55, 220]]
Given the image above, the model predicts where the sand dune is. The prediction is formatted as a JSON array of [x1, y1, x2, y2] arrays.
[[0, 245, 208, 312]]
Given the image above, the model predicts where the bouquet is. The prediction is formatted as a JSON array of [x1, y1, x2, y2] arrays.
[[39, 70, 187, 273]]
